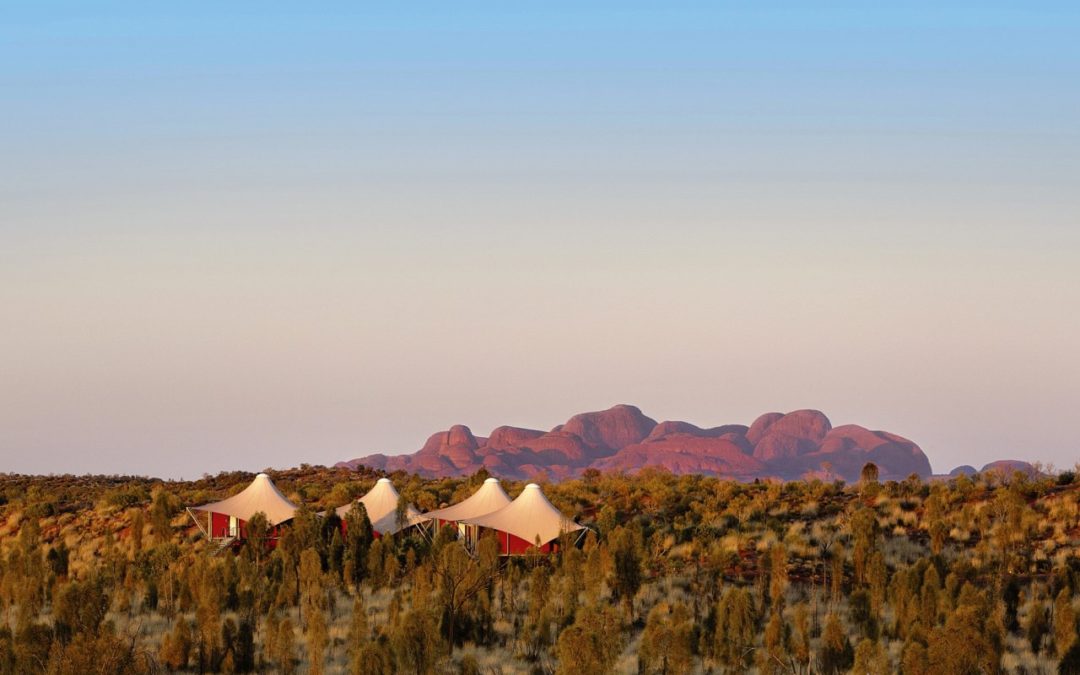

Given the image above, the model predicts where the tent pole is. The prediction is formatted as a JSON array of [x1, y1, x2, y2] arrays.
[[574, 528, 589, 547], [186, 508, 208, 538]]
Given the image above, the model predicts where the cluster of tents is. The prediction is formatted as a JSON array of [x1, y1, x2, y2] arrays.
[[187, 474, 585, 556]]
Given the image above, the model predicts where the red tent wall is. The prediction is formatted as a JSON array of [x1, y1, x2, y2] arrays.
[[338, 520, 383, 538], [211, 512, 231, 539], [207, 512, 282, 546], [498, 531, 556, 555]]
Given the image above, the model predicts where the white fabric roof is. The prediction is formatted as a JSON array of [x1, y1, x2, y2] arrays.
[[190, 473, 298, 526], [334, 478, 423, 535], [421, 477, 512, 524], [460, 483, 583, 546]]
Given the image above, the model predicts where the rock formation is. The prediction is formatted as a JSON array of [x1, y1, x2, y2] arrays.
[[337, 405, 937, 482]]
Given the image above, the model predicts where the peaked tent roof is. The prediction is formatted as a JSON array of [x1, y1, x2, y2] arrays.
[[190, 473, 298, 526], [421, 477, 512, 524], [334, 478, 424, 535], [460, 483, 584, 546]]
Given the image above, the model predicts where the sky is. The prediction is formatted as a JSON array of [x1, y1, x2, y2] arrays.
[[2, 2, 1079, 478]]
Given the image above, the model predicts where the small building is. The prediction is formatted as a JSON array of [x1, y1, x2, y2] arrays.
[[187, 472, 297, 546], [332, 477, 424, 536], [420, 477, 512, 549], [459, 483, 585, 555]]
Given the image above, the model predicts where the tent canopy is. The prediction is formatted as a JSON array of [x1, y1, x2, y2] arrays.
[[460, 483, 583, 547], [189, 473, 297, 526], [422, 477, 511, 524], [334, 478, 423, 535]]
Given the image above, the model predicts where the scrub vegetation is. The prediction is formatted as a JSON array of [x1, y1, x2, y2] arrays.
[[0, 464, 1078, 674]]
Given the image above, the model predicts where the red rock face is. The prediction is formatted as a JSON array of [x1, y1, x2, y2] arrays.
[[414, 425, 481, 469], [646, 421, 705, 440], [980, 460, 1037, 475], [752, 410, 832, 461], [594, 435, 766, 478], [773, 424, 931, 481], [646, 421, 749, 442], [486, 426, 545, 450], [519, 431, 593, 462], [949, 465, 978, 477], [746, 412, 784, 445], [818, 425, 888, 454], [335, 405, 938, 483], [560, 404, 657, 452]]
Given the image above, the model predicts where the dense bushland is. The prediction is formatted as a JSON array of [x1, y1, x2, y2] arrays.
[[0, 464, 1078, 674]]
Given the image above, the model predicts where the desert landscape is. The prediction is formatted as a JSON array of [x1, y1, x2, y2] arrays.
[[1, 459, 1078, 673], [4, 2, 1078, 674]]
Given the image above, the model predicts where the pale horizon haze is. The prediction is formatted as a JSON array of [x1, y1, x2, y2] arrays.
[[2, 3, 1079, 478]]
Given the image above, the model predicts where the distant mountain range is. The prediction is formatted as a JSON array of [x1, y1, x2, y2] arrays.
[[335, 404, 1033, 482]]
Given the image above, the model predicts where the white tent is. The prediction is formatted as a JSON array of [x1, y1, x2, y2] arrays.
[[460, 483, 584, 554], [333, 478, 424, 535], [422, 477, 512, 524], [188, 473, 298, 541]]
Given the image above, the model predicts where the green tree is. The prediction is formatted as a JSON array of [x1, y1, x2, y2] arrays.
[[554, 604, 624, 675], [234, 618, 255, 673], [433, 536, 500, 652], [819, 612, 853, 675], [768, 543, 787, 610], [52, 576, 110, 644], [194, 563, 223, 672], [159, 619, 192, 671], [391, 608, 442, 675], [344, 502, 374, 588], [44, 629, 156, 675], [347, 595, 369, 675], [1027, 599, 1050, 653], [13, 520, 45, 631], [851, 506, 879, 586], [242, 512, 269, 567], [1060, 638, 1080, 675], [829, 543, 846, 606], [714, 586, 757, 670], [860, 462, 880, 484], [640, 601, 694, 675], [926, 600, 1002, 675], [867, 551, 887, 613], [759, 606, 787, 674], [582, 532, 606, 601], [150, 489, 176, 544], [274, 617, 297, 675], [791, 603, 811, 672], [523, 564, 552, 659], [852, 637, 887, 673], [300, 549, 329, 675], [609, 526, 643, 619], [1056, 587, 1077, 659], [919, 564, 941, 629], [130, 509, 145, 554], [900, 638, 929, 675], [849, 588, 878, 639]]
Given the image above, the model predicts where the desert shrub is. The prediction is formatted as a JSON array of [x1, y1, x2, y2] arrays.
[[24, 502, 56, 519], [102, 486, 149, 509], [458, 654, 480, 675], [1061, 638, 1080, 675], [819, 612, 853, 674], [0, 465, 1078, 675]]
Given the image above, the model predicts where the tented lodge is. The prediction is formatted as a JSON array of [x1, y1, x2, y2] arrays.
[[421, 477, 512, 549], [459, 483, 585, 555], [188, 474, 585, 556], [187, 473, 297, 546], [332, 477, 425, 536]]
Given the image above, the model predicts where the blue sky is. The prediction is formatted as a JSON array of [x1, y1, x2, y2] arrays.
[[2, 2, 1078, 476]]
